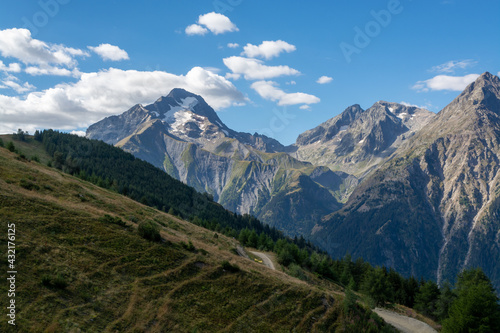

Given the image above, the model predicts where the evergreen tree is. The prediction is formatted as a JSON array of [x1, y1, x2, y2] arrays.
[[442, 268, 500, 332], [414, 280, 440, 318], [362, 267, 391, 307], [434, 281, 455, 321]]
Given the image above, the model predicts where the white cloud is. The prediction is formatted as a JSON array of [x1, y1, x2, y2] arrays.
[[0, 61, 21, 73], [316, 76, 333, 84], [241, 40, 296, 60], [286, 80, 296, 85], [203, 67, 221, 74], [225, 73, 241, 80], [0, 28, 88, 67], [70, 130, 86, 137], [299, 105, 311, 110], [88, 43, 129, 61], [0, 75, 36, 94], [223, 56, 300, 80], [185, 24, 208, 36], [25, 65, 81, 77], [400, 101, 433, 110], [412, 74, 480, 92], [430, 60, 475, 73], [0, 67, 245, 134], [227, 43, 239, 48], [251, 80, 319, 106], [197, 12, 238, 35]]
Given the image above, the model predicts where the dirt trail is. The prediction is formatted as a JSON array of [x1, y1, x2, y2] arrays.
[[249, 251, 275, 270], [374, 308, 437, 333]]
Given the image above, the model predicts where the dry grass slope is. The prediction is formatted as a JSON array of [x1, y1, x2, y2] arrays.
[[0, 144, 393, 332]]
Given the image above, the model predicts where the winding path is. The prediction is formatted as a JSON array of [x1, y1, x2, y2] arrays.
[[250, 251, 275, 270], [373, 308, 437, 333]]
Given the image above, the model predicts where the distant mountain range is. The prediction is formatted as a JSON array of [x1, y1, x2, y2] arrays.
[[87, 88, 348, 237], [87, 72, 500, 290]]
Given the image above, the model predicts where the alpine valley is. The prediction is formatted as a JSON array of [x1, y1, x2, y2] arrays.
[[87, 72, 500, 291]]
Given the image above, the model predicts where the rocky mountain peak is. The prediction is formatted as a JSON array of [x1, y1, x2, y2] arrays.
[[460, 72, 500, 111], [414, 72, 500, 140]]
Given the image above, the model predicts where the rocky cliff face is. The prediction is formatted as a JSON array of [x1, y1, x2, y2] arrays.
[[87, 89, 346, 237], [312, 72, 500, 289], [290, 101, 435, 180]]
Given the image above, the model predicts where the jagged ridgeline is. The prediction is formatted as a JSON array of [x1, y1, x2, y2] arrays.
[[36, 129, 290, 242]]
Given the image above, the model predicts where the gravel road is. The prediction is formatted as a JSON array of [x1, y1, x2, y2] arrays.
[[374, 308, 437, 333], [249, 251, 275, 270]]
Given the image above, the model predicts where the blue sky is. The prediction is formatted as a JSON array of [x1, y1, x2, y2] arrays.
[[0, 0, 499, 144]]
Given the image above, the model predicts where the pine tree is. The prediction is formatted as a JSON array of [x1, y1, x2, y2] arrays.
[[362, 267, 391, 307], [414, 280, 440, 318], [442, 268, 500, 332]]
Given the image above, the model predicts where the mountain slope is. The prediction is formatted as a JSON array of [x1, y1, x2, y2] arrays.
[[0, 140, 395, 332], [290, 101, 435, 179], [87, 89, 347, 237], [312, 72, 500, 290]]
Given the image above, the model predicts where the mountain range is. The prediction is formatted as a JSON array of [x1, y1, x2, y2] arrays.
[[87, 72, 500, 290]]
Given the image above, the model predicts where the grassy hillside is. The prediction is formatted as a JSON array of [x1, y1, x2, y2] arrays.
[[0, 140, 394, 332]]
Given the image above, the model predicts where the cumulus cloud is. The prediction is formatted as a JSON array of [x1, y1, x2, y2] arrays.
[[185, 24, 208, 36], [88, 43, 129, 61], [0, 67, 245, 134], [412, 74, 480, 92], [0, 75, 36, 94], [241, 40, 296, 60], [223, 56, 300, 80], [186, 12, 238, 35], [316, 76, 333, 84], [198, 12, 238, 34], [251, 80, 319, 106], [430, 60, 476, 73], [0, 61, 21, 73], [227, 43, 239, 48], [299, 105, 311, 110], [0, 28, 88, 66]]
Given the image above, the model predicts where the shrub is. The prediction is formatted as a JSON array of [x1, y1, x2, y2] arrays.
[[180, 240, 196, 252], [6, 141, 15, 152], [41, 274, 68, 289], [288, 263, 308, 281], [41, 275, 52, 287], [31, 155, 40, 163], [99, 214, 127, 227], [0, 138, 3, 147], [138, 221, 161, 242], [53, 274, 68, 289], [221, 260, 240, 273]]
